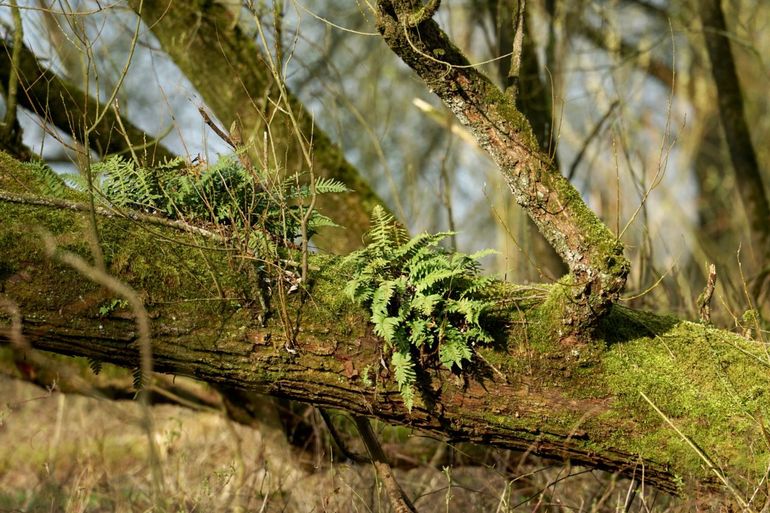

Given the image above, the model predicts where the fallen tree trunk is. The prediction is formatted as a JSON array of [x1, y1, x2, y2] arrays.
[[1, 154, 768, 502]]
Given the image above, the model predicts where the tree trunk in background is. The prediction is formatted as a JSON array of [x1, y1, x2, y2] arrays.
[[698, 0, 770, 273], [488, 0, 567, 281], [129, 0, 384, 254]]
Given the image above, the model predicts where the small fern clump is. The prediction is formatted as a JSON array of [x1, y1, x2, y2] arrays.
[[95, 155, 347, 254], [344, 206, 496, 411]]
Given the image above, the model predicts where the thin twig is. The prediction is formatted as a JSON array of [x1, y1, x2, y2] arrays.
[[2, 0, 22, 139], [353, 415, 418, 513]]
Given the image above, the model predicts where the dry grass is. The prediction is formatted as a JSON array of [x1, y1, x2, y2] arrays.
[[0, 376, 719, 512]]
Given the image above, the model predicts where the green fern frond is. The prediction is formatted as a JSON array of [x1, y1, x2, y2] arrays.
[[314, 177, 350, 194], [97, 154, 346, 256], [392, 350, 417, 409], [132, 367, 146, 391], [372, 281, 397, 318], [373, 316, 400, 344], [88, 357, 103, 376], [438, 330, 473, 369], [410, 293, 442, 316], [414, 268, 463, 294], [394, 232, 451, 260], [24, 160, 68, 197], [345, 208, 497, 413]]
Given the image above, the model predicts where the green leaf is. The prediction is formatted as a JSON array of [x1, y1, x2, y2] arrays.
[[410, 293, 442, 316], [438, 330, 473, 369], [392, 351, 417, 411], [408, 319, 432, 347], [372, 281, 396, 318], [373, 316, 400, 344]]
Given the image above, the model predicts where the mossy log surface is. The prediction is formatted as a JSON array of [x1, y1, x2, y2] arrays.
[[1, 154, 769, 499]]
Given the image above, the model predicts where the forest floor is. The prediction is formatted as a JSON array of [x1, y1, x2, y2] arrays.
[[0, 377, 701, 512]]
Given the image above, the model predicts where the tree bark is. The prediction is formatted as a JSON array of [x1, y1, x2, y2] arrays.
[[2, 154, 769, 502], [698, 0, 770, 266], [374, 1, 629, 330]]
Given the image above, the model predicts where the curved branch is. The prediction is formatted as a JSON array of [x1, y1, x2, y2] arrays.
[[375, 2, 629, 330], [0, 40, 176, 163]]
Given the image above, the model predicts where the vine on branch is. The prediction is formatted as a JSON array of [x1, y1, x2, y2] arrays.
[[344, 206, 496, 410]]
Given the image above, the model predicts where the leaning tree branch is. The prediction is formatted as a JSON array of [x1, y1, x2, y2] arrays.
[[0, 40, 176, 164], [2, 154, 770, 501], [374, 1, 629, 330]]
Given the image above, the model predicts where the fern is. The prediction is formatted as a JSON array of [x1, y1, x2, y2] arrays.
[[23, 160, 68, 197], [132, 367, 146, 391], [88, 357, 103, 376], [344, 205, 496, 411], [96, 155, 347, 256]]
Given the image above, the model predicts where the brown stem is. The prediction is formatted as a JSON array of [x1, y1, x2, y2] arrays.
[[353, 415, 418, 513]]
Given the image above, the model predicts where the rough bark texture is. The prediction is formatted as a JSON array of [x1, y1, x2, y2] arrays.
[[2, 154, 770, 501], [129, 0, 383, 253], [0, 41, 175, 164], [375, 1, 629, 330]]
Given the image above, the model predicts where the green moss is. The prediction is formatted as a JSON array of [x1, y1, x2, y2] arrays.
[[599, 312, 770, 480], [525, 279, 570, 350]]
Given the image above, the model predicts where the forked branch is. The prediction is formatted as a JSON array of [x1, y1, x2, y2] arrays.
[[375, 1, 629, 330]]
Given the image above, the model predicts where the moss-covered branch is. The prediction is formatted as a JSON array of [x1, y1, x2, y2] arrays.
[[374, 1, 629, 330], [2, 154, 769, 503]]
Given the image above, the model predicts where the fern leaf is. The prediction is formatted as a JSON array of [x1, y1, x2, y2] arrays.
[[314, 177, 350, 194], [438, 329, 473, 369], [88, 357, 103, 376], [394, 232, 451, 260], [132, 367, 146, 391], [410, 293, 442, 316], [392, 351, 417, 410], [372, 280, 396, 318], [373, 315, 400, 344], [408, 318, 432, 347], [414, 268, 464, 294]]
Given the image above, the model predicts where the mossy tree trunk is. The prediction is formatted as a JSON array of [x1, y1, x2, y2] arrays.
[[2, 154, 769, 503]]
